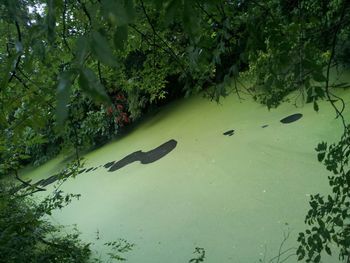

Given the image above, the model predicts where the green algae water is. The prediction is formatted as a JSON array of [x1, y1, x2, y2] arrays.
[[22, 71, 350, 263]]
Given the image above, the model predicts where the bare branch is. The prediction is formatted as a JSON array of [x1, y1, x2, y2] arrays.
[[62, 0, 72, 52], [8, 21, 23, 84], [324, 0, 349, 129]]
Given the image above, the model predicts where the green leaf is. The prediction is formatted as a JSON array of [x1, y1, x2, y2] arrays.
[[0, 56, 14, 91], [315, 142, 327, 152], [0, 145, 5, 152], [101, 0, 135, 26], [91, 31, 118, 67], [47, 0, 56, 43], [314, 86, 325, 98], [333, 217, 343, 227], [303, 59, 320, 72], [183, 0, 199, 37], [313, 100, 319, 112], [79, 68, 110, 103], [19, 154, 31, 159], [75, 36, 90, 66], [56, 71, 74, 125], [312, 72, 327, 82], [153, 0, 165, 9], [15, 41, 23, 53], [124, 0, 135, 22], [114, 26, 128, 51], [164, 0, 180, 25], [297, 252, 305, 261]]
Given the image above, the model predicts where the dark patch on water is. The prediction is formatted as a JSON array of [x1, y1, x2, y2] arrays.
[[223, 130, 234, 136], [261, 125, 269, 128], [22, 139, 178, 189], [280, 113, 303, 124], [40, 174, 59, 187], [33, 179, 45, 187], [104, 161, 115, 168], [109, 139, 178, 172]]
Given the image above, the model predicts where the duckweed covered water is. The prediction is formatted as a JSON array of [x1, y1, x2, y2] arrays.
[[23, 72, 350, 262]]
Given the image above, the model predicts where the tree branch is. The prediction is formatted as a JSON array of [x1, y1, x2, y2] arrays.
[[12, 170, 46, 196], [324, 0, 349, 129], [129, 24, 187, 73], [8, 21, 23, 84], [77, 0, 92, 27], [62, 0, 71, 52]]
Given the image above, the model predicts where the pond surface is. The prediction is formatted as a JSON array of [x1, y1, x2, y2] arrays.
[[22, 72, 350, 262]]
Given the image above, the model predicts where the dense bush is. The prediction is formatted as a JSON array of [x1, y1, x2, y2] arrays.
[[0, 182, 91, 263]]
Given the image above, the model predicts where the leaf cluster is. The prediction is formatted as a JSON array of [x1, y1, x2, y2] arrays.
[[0, 182, 91, 263], [297, 126, 350, 262]]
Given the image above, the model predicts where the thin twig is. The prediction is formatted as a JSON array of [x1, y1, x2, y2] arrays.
[[62, 0, 71, 52], [8, 21, 23, 84], [195, 2, 220, 25], [248, 0, 278, 24], [13, 74, 29, 90], [276, 231, 289, 263], [233, 77, 242, 101], [77, 0, 92, 26], [140, 0, 157, 69], [129, 24, 187, 73], [139, 0, 187, 73], [98, 61, 103, 83], [324, 0, 349, 130], [12, 170, 46, 196], [269, 248, 296, 263]]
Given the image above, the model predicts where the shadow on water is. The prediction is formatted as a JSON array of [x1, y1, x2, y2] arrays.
[[106, 139, 177, 172], [280, 113, 303, 124], [22, 139, 178, 189], [21, 112, 302, 189]]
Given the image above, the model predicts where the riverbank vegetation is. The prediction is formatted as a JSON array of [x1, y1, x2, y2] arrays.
[[1, 0, 350, 262]]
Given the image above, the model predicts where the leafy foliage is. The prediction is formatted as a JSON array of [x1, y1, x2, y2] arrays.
[[297, 126, 350, 262], [1, 0, 350, 262], [0, 159, 135, 263], [0, 182, 91, 263]]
